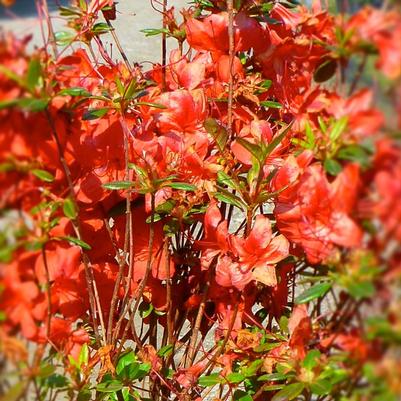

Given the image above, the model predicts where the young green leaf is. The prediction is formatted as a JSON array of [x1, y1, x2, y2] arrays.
[[26, 58, 42, 92], [217, 171, 241, 192], [272, 383, 305, 401], [157, 344, 174, 358], [295, 282, 332, 304], [54, 30, 75, 45], [329, 116, 348, 142], [198, 373, 223, 387], [63, 198, 77, 220], [167, 182, 197, 191], [233, 390, 253, 401], [263, 121, 293, 158], [32, 169, 55, 182], [58, 87, 91, 97], [0, 64, 26, 88], [337, 144, 370, 168], [92, 22, 113, 34], [103, 181, 133, 190], [260, 100, 282, 109], [215, 189, 246, 210], [19, 98, 49, 112], [141, 28, 170, 37], [96, 380, 123, 393], [61, 236, 92, 250], [83, 108, 109, 120], [116, 352, 136, 376], [226, 372, 245, 384], [135, 102, 167, 109], [310, 379, 332, 395], [324, 159, 342, 176]]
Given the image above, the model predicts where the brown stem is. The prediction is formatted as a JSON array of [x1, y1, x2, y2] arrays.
[[186, 266, 213, 367], [165, 238, 173, 345], [227, 0, 235, 140], [44, 109, 104, 345], [116, 193, 156, 355], [349, 54, 367, 95], [104, 19, 133, 73], [162, 0, 168, 91], [41, 247, 52, 340], [40, 0, 58, 58], [107, 122, 132, 344]]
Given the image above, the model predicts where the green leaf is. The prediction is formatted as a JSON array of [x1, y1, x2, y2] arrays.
[[59, 6, 81, 16], [103, 181, 133, 190], [140, 28, 169, 37], [54, 30, 75, 45], [217, 171, 241, 192], [314, 59, 337, 83], [258, 373, 290, 382], [63, 198, 77, 220], [236, 137, 264, 162], [39, 364, 56, 378], [139, 301, 154, 318], [337, 144, 370, 168], [167, 182, 197, 191], [155, 199, 176, 214], [26, 58, 42, 92], [96, 380, 123, 393], [0, 65, 26, 88], [253, 342, 282, 353], [116, 352, 136, 375], [77, 387, 91, 401], [19, 98, 49, 112], [324, 159, 342, 176], [198, 373, 222, 387], [61, 236, 92, 250], [233, 390, 253, 401], [260, 79, 272, 89], [82, 108, 109, 120], [329, 116, 348, 142], [262, 122, 293, 159], [0, 381, 27, 401], [92, 22, 113, 34], [46, 374, 68, 389], [263, 384, 285, 391], [295, 282, 332, 304], [304, 121, 315, 149], [32, 169, 55, 182], [260, 100, 282, 109], [0, 99, 20, 110], [215, 189, 246, 211], [78, 343, 89, 367], [310, 379, 332, 395], [128, 163, 148, 180], [226, 372, 245, 383], [347, 281, 375, 300], [204, 118, 228, 152], [135, 102, 167, 109], [302, 350, 321, 370], [242, 359, 263, 377], [157, 344, 174, 358], [58, 87, 91, 97], [318, 116, 327, 134], [271, 383, 305, 401]]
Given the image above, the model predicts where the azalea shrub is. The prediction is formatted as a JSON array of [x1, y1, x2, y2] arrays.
[[1, 0, 401, 400]]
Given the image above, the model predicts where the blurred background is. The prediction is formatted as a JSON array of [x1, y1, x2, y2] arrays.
[[0, 0, 188, 62], [0, 0, 386, 63]]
